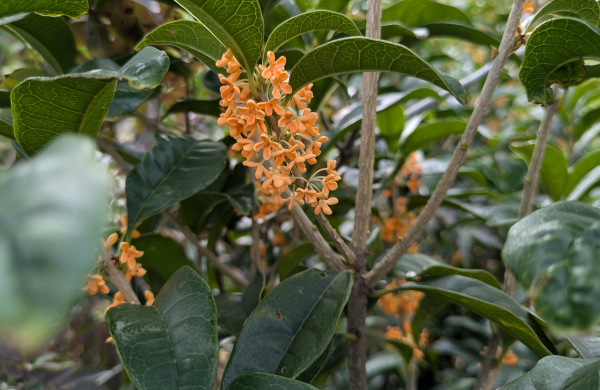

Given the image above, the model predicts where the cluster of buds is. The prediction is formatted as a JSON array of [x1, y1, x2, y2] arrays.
[[216, 49, 341, 217]]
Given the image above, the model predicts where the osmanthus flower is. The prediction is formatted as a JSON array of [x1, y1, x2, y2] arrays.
[[83, 274, 110, 295], [144, 290, 155, 306], [119, 216, 141, 239], [215, 49, 342, 218], [119, 242, 144, 269], [103, 232, 118, 251]]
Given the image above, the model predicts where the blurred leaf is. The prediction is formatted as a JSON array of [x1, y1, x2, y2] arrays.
[[501, 356, 600, 389], [264, 10, 360, 57], [0, 89, 9, 107], [411, 295, 448, 342], [400, 119, 467, 156], [164, 98, 222, 118], [566, 149, 600, 196], [425, 22, 500, 47], [289, 37, 466, 103], [315, 0, 349, 13], [174, 0, 263, 73], [387, 339, 413, 363], [242, 269, 265, 316], [0, 115, 15, 140], [228, 373, 318, 390], [519, 17, 599, 105], [215, 293, 247, 335], [278, 242, 314, 280], [395, 275, 555, 357], [503, 201, 600, 331], [0, 68, 48, 89], [181, 193, 229, 234], [137, 20, 227, 74], [107, 267, 218, 390], [511, 141, 567, 201], [221, 269, 353, 388], [379, 0, 471, 26], [0, 136, 109, 352], [569, 328, 600, 358], [132, 234, 195, 293], [126, 134, 228, 232], [0, 0, 88, 20], [377, 103, 404, 150], [5, 13, 76, 74]]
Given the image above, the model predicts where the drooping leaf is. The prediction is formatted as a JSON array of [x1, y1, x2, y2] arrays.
[[5, 13, 76, 74], [503, 201, 600, 331], [400, 119, 467, 156], [136, 20, 226, 74], [519, 17, 600, 105], [565, 149, 600, 196], [215, 293, 247, 335], [227, 373, 318, 390], [0, 0, 88, 20], [377, 103, 405, 150], [221, 269, 353, 389], [289, 37, 466, 104], [501, 356, 600, 390], [394, 275, 555, 357], [279, 243, 316, 280], [526, 0, 600, 31], [164, 98, 222, 119], [106, 266, 218, 390], [264, 10, 361, 58], [510, 141, 568, 201], [569, 329, 600, 358], [242, 269, 265, 316], [0, 115, 15, 140], [126, 134, 228, 232], [132, 234, 195, 293], [174, 0, 263, 74], [0, 136, 109, 353]]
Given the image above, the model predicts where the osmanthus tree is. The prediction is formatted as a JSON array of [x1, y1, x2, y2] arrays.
[[4, 0, 600, 389]]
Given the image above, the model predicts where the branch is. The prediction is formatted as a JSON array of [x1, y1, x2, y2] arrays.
[[366, 0, 528, 287], [163, 211, 249, 288], [100, 241, 140, 304]]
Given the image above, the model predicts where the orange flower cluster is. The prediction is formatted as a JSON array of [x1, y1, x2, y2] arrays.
[[399, 153, 422, 194], [378, 279, 424, 316], [523, 1, 534, 13], [385, 321, 429, 360], [216, 49, 341, 217]]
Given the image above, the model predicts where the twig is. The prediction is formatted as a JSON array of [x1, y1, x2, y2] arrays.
[[163, 210, 249, 287], [97, 137, 133, 174], [473, 331, 501, 390], [366, 0, 528, 287], [100, 241, 140, 304]]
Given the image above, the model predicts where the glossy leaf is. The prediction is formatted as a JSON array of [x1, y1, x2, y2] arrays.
[[0, 115, 15, 140], [126, 134, 228, 232], [503, 201, 600, 331], [0, 136, 109, 352], [174, 0, 263, 73], [227, 373, 318, 390], [501, 356, 600, 389], [106, 266, 218, 390], [526, 0, 600, 31], [132, 234, 195, 293], [278, 243, 315, 280], [136, 20, 226, 74], [569, 328, 600, 358], [565, 149, 600, 196], [395, 275, 555, 357], [164, 98, 222, 119], [519, 17, 600, 105], [289, 37, 466, 104], [221, 269, 353, 388], [6, 13, 76, 74], [264, 10, 361, 58], [400, 119, 467, 155], [511, 141, 568, 201], [0, 0, 88, 20]]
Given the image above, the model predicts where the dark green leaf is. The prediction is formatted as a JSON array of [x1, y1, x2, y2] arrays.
[[221, 269, 353, 388], [264, 10, 361, 57], [174, 0, 264, 74], [379, 0, 471, 27], [569, 329, 600, 358], [6, 13, 76, 74], [526, 0, 600, 31], [215, 293, 247, 335], [0, 89, 9, 107], [411, 295, 448, 342], [278, 243, 315, 280], [501, 356, 600, 390], [126, 134, 228, 232], [225, 184, 254, 215], [296, 335, 342, 383], [395, 275, 555, 357], [242, 269, 265, 316], [289, 37, 466, 104], [519, 17, 600, 105], [425, 22, 500, 47], [0, 0, 88, 20], [400, 119, 467, 155], [565, 149, 600, 196], [132, 234, 195, 293], [136, 20, 226, 74], [164, 99, 222, 119], [0, 136, 109, 352], [227, 373, 318, 390], [503, 201, 600, 331], [315, 0, 349, 13], [511, 141, 568, 201], [180, 193, 229, 234], [0, 115, 15, 140], [107, 266, 218, 390]]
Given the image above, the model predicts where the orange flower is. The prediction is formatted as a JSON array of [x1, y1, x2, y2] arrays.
[[126, 263, 147, 282], [254, 134, 281, 160], [257, 98, 285, 116], [523, 1, 533, 13], [290, 84, 313, 109], [236, 99, 265, 126], [144, 290, 155, 306], [315, 197, 338, 215], [119, 242, 144, 269], [243, 160, 272, 180], [271, 72, 292, 99], [103, 232, 118, 251], [119, 216, 141, 239], [272, 145, 299, 167], [83, 274, 110, 295], [277, 110, 297, 133], [263, 167, 292, 189], [296, 108, 318, 132], [216, 48, 235, 67], [231, 137, 255, 160], [260, 51, 286, 80], [321, 174, 340, 196], [326, 159, 341, 179], [107, 291, 125, 310], [502, 350, 518, 366], [219, 74, 241, 101], [407, 177, 420, 193]]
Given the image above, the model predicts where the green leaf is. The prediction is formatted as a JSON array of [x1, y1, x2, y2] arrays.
[[424, 22, 501, 48], [242, 269, 265, 316], [503, 201, 600, 331], [501, 356, 600, 390], [0, 0, 88, 20], [106, 266, 218, 390], [181, 193, 230, 234], [296, 335, 342, 383], [174, 0, 263, 74], [132, 234, 195, 293], [227, 373, 318, 390], [400, 119, 467, 156], [569, 329, 600, 358], [566, 149, 600, 196], [136, 20, 226, 74], [288, 37, 466, 104], [215, 293, 247, 335], [395, 275, 555, 357], [278, 243, 315, 280], [126, 134, 228, 232], [0, 115, 15, 140], [5, 13, 76, 74], [0, 135, 109, 352], [377, 103, 404, 150], [519, 17, 600, 105], [511, 141, 568, 201], [0, 89, 9, 107], [221, 269, 353, 389], [164, 98, 222, 119], [264, 10, 361, 58], [526, 0, 600, 31], [379, 0, 471, 27]]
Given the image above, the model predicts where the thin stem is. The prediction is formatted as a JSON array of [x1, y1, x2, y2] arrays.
[[366, 0, 528, 287], [100, 241, 140, 304]]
